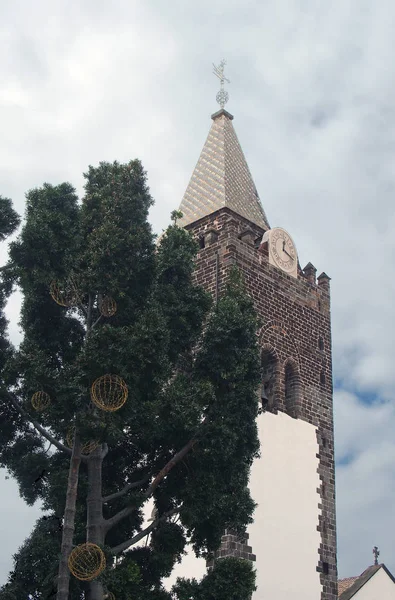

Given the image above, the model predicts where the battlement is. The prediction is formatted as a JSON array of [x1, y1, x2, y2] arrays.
[[186, 207, 330, 315]]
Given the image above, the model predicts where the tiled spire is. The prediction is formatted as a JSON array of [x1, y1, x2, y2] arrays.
[[178, 108, 270, 230]]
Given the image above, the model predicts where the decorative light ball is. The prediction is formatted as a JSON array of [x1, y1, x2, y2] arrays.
[[82, 440, 100, 454], [99, 296, 117, 317], [90, 374, 128, 412], [31, 391, 51, 412], [65, 427, 75, 449], [50, 280, 80, 307], [66, 427, 99, 455], [68, 543, 106, 581]]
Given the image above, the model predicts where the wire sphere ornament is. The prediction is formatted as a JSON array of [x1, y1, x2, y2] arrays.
[[68, 543, 106, 581], [65, 427, 99, 455], [81, 439, 100, 454], [50, 279, 80, 307], [65, 426, 75, 449], [31, 391, 51, 411], [90, 374, 128, 412], [99, 296, 117, 318]]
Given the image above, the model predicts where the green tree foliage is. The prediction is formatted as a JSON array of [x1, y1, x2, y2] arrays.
[[0, 161, 260, 600], [172, 558, 256, 600], [0, 196, 20, 371], [0, 517, 84, 600], [0, 196, 20, 242]]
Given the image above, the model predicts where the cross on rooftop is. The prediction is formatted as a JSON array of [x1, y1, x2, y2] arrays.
[[373, 546, 380, 565]]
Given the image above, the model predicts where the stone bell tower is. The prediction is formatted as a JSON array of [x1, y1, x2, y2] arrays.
[[173, 96, 338, 600]]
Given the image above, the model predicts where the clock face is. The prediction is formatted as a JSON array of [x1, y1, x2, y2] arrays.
[[269, 228, 297, 272]]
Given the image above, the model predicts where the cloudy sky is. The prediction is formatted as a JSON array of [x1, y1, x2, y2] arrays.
[[1, 0, 395, 586]]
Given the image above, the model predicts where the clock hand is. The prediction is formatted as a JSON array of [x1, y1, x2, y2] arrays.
[[283, 248, 295, 261], [281, 239, 295, 261]]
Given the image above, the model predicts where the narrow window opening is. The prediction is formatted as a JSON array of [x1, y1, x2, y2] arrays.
[[318, 300, 322, 312], [199, 236, 205, 249], [285, 361, 301, 418], [320, 371, 326, 386], [322, 562, 329, 575], [318, 336, 324, 350], [261, 351, 278, 411]]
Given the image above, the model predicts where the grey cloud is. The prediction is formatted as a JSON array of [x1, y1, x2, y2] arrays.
[[1, 0, 395, 585]]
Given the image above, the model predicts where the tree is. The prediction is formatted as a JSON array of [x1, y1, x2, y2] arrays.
[[0, 161, 260, 600]]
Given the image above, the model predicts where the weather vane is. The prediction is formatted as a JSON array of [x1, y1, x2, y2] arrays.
[[373, 546, 380, 565], [213, 59, 230, 109]]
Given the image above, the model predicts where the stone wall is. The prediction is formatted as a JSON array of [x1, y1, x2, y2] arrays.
[[185, 207, 338, 600]]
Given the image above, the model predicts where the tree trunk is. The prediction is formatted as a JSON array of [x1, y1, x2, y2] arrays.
[[56, 435, 82, 600], [86, 446, 105, 600]]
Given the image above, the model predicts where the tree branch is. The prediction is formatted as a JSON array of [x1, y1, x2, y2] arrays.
[[110, 507, 180, 556], [102, 473, 151, 504], [8, 392, 72, 456], [91, 314, 102, 330], [104, 437, 197, 533], [86, 293, 94, 334], [145, 437, 197, 498]]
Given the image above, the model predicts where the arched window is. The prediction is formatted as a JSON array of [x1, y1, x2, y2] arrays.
[[284, 359, 301, 418], [261, 348, 278, 411]]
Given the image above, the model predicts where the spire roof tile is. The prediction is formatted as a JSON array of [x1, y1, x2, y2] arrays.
[[178, 109, 269, 230]]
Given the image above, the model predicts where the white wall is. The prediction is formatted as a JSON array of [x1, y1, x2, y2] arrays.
[[353, 568, 395, 599], [165, 410, 322, 599], [249, 410, 322, 600]]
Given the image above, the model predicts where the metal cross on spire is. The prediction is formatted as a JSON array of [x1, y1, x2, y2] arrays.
[[213, 59, 230, 109], [373, 546, 380, 565]]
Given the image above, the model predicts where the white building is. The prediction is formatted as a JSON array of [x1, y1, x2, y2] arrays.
[[338, 563, 395, 599]]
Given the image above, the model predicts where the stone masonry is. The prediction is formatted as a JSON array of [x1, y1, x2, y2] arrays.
[[206, 530, 256, 570], [185, 206, 338, 600]]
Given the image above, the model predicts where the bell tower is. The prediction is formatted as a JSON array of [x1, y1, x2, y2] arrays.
[[175, 98, 338, 600]]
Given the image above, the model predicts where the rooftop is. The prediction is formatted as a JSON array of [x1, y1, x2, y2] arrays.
[[178, 108, 270, 231]]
